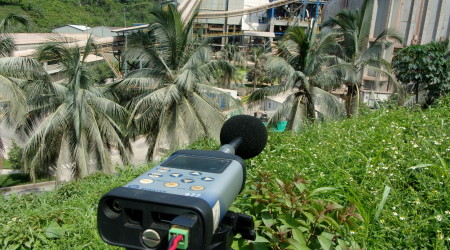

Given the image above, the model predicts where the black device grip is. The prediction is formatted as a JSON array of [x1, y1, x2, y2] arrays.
[[98, 187, 214, 250]]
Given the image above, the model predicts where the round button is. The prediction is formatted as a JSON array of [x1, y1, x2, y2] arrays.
[[190, 186, 205, 191], [170, 173, 183, 177], [140, 179, 154, 184], [201, 177, 214, 182], [164, 182, 179, 188], [181, 179, 195, 183], [190, 172, 202, 176], [149, 173, 162, 178], [158, 167, 170, 172]]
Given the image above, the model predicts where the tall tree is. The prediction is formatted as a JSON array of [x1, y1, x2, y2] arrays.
[[322, 0, 402, 117], [0, 13, 32, 166], [0, 14, 31, 57], [112, 4, 235, 160], [246, 23, 345, 131], [247, 46, 271, 91], [22, 37, 130, 181], [216, 43, 245, 89], [392, 40, 449, 107]]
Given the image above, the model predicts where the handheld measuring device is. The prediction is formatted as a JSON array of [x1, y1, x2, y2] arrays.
[[98, 115, 267, 249]]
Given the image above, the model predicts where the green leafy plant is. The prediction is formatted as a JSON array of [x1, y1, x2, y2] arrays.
[[232, 170, 362, 249], [392, 41, 450, 107], [7, 140, 23, 170]]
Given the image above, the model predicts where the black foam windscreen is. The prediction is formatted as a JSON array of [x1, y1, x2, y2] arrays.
[[220, 115, 268, 159]]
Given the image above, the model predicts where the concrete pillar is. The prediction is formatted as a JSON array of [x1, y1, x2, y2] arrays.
[[421, 0, 439, 44], [434, 0, 450, 41], [406, 0, 425, 45]]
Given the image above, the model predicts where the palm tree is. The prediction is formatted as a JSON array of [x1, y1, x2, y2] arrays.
[[247, 46, 271, 91], [0, 13, 31, 57], [0, 13, 32, 167], [322, 0, 402, 117], [216, 43, 245, 89], [112, 4, 235, 161], [21, 37, 130, 181], [246, 22, 344, 131]]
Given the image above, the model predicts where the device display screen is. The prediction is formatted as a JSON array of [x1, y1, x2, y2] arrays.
[[162, 155, 232, 173]]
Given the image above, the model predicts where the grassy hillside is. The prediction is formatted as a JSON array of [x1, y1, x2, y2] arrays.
[[0, 0, 158, 32], [0, 97, 448, 249]]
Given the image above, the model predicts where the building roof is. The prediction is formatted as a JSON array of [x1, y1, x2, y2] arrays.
[[112, 24, 150, 33], [11, 33, 95, 45], [67, 25, 91, 31]]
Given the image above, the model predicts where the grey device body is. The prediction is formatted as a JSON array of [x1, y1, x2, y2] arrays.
[[124, 149, 246, 231]]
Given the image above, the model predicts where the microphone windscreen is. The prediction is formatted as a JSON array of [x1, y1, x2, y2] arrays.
[[220, 115, 267, 159]]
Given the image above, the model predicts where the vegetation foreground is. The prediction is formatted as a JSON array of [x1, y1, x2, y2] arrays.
[[0, 98, 449, 249]]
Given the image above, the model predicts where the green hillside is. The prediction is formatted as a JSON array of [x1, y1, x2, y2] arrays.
[[0, 0, 160, 32], [0, 97, 449, 249]]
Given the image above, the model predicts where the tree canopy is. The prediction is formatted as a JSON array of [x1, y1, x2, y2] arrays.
[[112, 4, 235, 160], [392, 40, 450, 107]]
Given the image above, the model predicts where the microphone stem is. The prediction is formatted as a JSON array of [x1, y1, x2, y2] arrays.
[[218, 137, 243, 155]]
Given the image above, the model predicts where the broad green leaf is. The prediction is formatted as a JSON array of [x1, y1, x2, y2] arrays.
[[286, 238, 309, 249], [337, 239, 350, 250], [261, 212, 274, 228], [318, 234, 333, 250], [280, 215, 301, 228], [309, 187, 338, 197], [292, 228, 307, 245], [374, 185, 391, 220], [253, 235, 270, 243], [253, 242, 271, 250], [294, 182, 306, 192], [44, 221, 65, 239], [323, 216, 344, 235]]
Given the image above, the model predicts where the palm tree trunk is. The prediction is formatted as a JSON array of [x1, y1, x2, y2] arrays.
[[415, 81, 419, 104], [223, 72, 231, 89], [346, 83, 359, 118], [253, 72, 257, 91], [304, 89, 315, 122]]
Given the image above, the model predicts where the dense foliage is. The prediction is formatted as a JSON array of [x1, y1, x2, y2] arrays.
[[0, 0, 162, 32], [392, 41, 450, 107], [113, 4, 234, 161], [1, 96, 448, 249], [6, 140, 22, 170]]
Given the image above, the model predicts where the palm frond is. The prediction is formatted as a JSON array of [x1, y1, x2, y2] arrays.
[[0, 57, 50, 81], [245, 85, 288, 105], [311, 87, 345, 121], [0, 75, 28, 126]]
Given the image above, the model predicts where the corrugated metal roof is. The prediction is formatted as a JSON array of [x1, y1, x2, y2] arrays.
[[112, 24, 150, 32], [68, 25, 91, 31]]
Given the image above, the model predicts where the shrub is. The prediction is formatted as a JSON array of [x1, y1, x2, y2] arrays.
[[7, 141, 23, 170]]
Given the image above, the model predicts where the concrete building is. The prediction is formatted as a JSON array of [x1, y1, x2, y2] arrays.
[[323, 0, 450, 46], [196, 0, 328, 48], [323, 0, 450, 104]]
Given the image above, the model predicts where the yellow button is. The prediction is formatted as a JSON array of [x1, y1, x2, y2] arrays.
[[139, 179, 154, 184], [190, 186, 205, 191], [164, 182, 179, 188]]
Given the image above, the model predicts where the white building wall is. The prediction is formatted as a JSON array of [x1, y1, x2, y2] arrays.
[[435, 0, 450, 41], [198, 0, 243, 25], [421, 0, 439, 44], [241, 0, 271, 31]]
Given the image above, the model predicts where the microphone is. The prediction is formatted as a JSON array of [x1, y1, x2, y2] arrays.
[[97, 115, 267, 250], [219, 115, 268, 159]]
